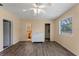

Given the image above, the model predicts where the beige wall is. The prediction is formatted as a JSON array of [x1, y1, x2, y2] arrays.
[[54, 4, 79, 55], [0, 7, 20, 51], [1, 4, 79, 55], [19, 19, 54, 42]]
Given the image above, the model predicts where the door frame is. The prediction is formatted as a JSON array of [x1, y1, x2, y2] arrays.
[[3, 19, 12, 49]]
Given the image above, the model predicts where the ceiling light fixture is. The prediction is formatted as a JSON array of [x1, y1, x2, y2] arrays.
[[32, 3, 46, 15], [22, 3, 46, 16], [22, 9, 27, 12]]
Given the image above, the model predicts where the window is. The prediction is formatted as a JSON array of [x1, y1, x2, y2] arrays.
[[59, 17, 72, 35]]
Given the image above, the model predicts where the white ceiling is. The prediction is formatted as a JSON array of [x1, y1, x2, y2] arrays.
[[2, 3, 76, 20]]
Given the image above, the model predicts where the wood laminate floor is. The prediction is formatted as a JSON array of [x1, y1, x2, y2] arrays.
[[0, 41, 75, 56]]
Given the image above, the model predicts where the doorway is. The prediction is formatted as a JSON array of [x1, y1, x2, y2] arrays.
[[45, 23, 50, 42], [3, 20, 12, 49], [26, 24, 32, 41]]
